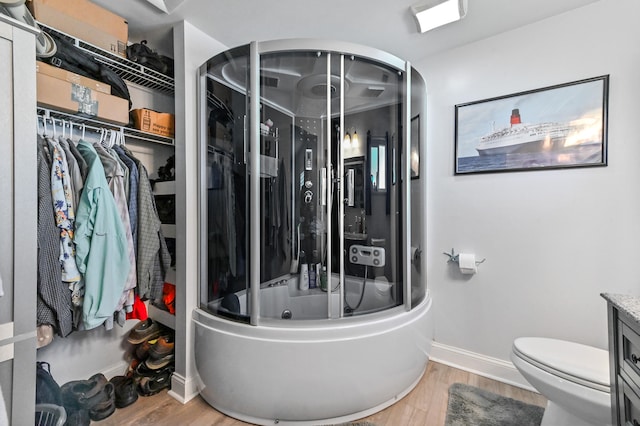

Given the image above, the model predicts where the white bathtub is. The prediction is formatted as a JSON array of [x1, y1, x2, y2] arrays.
[[214, 275, 397, 319], [193, 282, 434, 425]]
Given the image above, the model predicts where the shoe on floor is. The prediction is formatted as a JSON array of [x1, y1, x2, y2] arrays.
[[61, 376, 106, 411], [127, 319, 163, 344], [64, 407, 90, 426], [137, 365, 174, 397], [109, 375, 138, 408], [88, 382, 116, 421]]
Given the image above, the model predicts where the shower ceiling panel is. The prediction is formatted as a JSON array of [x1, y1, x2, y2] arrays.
[[209, 51, 400, 118]]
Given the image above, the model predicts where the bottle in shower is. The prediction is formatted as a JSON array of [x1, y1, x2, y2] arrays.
[[309, 264, 316, 289], [320, 265, 328, 291], [300, 264, 309, 290]]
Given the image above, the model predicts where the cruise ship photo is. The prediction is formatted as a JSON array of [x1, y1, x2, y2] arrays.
[[475, 108, 598, 156]]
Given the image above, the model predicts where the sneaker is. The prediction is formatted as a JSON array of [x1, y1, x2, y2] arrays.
[[127, 319, 163, 344], [135, 338, 158, 361], [148, 334, 174, 359], [137, 365, 174, 396], [145, 353, 175, 370], [133, 359, 159, 381]]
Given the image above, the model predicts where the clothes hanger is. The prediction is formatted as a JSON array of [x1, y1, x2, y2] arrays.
[[109, 129, 116, 148], [40, 116, 48, 138], [37, 115, 45, 137]]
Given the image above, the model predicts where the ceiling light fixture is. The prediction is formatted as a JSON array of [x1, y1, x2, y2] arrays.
[[144, 0, 186, 14], [410, 0, 467, 33]]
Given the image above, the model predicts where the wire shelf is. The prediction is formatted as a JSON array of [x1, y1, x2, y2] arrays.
[[39, 23, 175, 95]]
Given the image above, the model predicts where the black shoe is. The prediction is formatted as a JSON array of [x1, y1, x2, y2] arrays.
[[88, 382, 116, 421], [61, 377, 106, 411], [110, 375, 138, 408], [64, 407, 90, 426], [137, 365, 174, 396]]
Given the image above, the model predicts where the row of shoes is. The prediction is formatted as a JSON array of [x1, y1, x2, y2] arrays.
[[126, 318, 175, 396], [61, 371, 137, 425]]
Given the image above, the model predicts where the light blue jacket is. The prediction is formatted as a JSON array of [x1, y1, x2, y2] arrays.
[[75, 140, 130, 330]]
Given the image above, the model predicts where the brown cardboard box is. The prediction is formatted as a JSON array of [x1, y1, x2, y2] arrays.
[[36, 61, 111, 94], [28, 0, 128, 57], [37, 72, 129, 125], [131, 109, 175, 138]]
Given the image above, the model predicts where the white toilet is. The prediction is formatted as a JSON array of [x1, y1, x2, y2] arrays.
[[511, 337, 612, 426]]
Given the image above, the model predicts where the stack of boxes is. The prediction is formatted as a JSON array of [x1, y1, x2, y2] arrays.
[[29, 0, 175, 137]]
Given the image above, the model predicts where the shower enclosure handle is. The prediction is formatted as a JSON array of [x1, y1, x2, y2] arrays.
[[243, 114, 247, 164], [321, 167, 327, 206]]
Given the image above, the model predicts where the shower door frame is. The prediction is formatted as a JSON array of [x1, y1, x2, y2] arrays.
[[197, 39, 414, 326], [248, 40, 413, 325]]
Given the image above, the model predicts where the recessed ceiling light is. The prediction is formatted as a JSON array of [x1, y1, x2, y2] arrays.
[[410, 0, 468, 33]]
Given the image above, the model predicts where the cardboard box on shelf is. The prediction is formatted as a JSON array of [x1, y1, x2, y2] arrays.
[[131, 108, 175, 138], [36, 72, 129, 125], [28, 0, 128, 58], [36, 61, 111, 94]]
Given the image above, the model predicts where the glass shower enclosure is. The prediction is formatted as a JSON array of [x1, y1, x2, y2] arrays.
[[199, 40, 421, 324]]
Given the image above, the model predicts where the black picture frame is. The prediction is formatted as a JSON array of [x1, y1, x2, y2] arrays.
[[454, 75, 609, 175], [411, 115, 420, 179]]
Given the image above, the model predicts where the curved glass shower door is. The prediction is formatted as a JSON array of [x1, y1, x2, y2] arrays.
[[200, 41, 409, 323]]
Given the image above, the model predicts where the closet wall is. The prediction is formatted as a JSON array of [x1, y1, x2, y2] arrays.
[[31, 17, 226, 404], [34, 25, 178, 384], [0, 13, 38, 424]]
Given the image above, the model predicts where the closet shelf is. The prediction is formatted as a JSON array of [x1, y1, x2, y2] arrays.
[[38, 107, 175, 146], [148, 303, 175, 329], [38, 23, 175, 95]]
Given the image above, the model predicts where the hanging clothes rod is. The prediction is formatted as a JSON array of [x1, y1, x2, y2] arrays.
[[38, 111, 118, 139], [37, 107, 175, 146]]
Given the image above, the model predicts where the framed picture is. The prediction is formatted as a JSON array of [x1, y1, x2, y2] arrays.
[[410, 115, 420, 179], [454, 75, 609, 175]]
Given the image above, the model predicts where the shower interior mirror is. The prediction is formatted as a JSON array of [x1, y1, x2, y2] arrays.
[[344, 157, 364, 212]]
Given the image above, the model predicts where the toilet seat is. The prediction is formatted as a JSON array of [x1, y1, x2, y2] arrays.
[[512, 337, 610, 393]]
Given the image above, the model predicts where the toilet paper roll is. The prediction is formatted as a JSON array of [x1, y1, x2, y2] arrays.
[[458, 253, 477, 275]]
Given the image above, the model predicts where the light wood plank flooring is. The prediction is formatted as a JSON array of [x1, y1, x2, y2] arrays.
[[98, 361, 546, 426]]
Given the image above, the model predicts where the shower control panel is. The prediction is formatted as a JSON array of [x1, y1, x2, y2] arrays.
[[349, 245, 385, 267]]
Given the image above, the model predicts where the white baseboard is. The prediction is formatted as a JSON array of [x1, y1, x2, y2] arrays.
[[168, 372, 200, 403], [101, 361, 130, 379], [101, 362, 200, 404], [430, 341, 538, 393]]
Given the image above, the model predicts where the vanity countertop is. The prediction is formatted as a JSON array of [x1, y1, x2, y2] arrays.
[[601, 293, 640, 326]]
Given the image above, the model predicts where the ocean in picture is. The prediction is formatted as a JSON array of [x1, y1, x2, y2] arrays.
[[457, 145, 603, 174]]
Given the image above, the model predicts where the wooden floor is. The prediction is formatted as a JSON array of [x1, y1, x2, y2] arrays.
[[98, 361, 546, 426]]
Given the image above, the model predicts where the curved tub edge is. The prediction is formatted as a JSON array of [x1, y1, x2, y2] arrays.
[[193, 292, 434, 425]]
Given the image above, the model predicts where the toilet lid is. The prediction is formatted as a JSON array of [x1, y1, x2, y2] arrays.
[[513, 337, 610, 391]]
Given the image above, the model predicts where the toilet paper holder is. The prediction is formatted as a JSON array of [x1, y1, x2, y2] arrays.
[[443, 248, 486, 266]]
